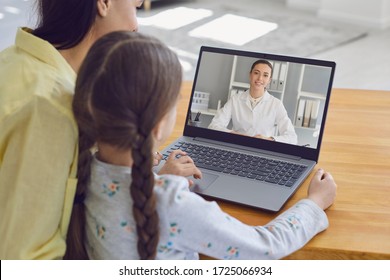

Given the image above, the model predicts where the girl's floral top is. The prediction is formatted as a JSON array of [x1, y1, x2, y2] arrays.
[[85, 156, 328, 260]]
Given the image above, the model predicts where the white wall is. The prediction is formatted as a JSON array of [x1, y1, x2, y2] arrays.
[[286, 0, 321, 11], [287, 0, 390, 29], [318, 0, 390, 29], [385, 0, 390, 26]]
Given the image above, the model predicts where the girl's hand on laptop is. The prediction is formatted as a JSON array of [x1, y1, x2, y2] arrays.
[[158, 150, 202, 186], [307, 168, 337, 210], [153, 151, 163, 166]]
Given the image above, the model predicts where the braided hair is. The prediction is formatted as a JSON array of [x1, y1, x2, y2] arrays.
[[65, 31, 182, 259]]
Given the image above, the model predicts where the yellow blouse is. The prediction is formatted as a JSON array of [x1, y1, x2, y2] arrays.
[[0, 28, 78, 259]]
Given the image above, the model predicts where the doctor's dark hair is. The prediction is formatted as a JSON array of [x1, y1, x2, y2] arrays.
[[64, 31, 182, 259], [250, 59, 273, 77], [33, 0, 97, 50]]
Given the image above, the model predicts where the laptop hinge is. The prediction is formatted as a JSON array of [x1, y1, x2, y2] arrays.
[[192, 137, 301, 161]]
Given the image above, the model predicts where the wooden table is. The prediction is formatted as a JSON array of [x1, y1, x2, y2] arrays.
[[161, 81, 390, 259]]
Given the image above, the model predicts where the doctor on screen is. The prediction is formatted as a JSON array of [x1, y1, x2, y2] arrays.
[[208, 59, 297, 144]]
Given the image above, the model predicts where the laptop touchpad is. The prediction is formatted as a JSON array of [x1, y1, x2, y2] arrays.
[[191, 172, 219, 192]]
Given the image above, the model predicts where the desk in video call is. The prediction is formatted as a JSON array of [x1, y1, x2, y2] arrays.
[[160, 81, 390, 260]]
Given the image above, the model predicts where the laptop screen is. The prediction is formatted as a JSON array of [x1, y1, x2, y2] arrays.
[[184, 46, 335, 161]]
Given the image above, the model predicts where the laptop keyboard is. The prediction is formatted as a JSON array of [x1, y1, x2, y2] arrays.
[[162, 142, 308, 187]]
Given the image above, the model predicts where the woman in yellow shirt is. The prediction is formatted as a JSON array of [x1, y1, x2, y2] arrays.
[[0, 0, 200, 260], [0, 0, 143, 260]]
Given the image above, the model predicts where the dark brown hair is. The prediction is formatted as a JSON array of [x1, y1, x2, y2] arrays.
[[250, 59, 273, 77], [33, 0, 97, 49], [64, 31, 182, 259]]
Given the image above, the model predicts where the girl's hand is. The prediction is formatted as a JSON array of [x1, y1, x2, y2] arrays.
[[153, 151, 163, 166], [307, 169, 337, 210], [158, 150, 202, 186]]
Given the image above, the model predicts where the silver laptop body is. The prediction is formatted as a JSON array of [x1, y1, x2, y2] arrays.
[[159, 46, 336, 212]]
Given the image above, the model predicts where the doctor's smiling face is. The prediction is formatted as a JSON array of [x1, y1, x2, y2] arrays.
[[249, 60, 273, 97]]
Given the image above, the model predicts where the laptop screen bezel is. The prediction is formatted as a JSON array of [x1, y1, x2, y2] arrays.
[[183, 46, 336, 162]]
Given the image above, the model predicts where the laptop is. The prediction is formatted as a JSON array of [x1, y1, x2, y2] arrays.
[[158, 46, 336, 212]]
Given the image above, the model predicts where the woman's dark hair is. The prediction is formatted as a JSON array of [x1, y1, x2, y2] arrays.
[[250, 59, 273, 77], [64, 31, 182, 260], [33, 0, 97, 49]]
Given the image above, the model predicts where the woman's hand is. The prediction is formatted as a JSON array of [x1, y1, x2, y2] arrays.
[[158, 150, 202, 186], [254, 134, 274, 141], [233, 131, 274, 141]]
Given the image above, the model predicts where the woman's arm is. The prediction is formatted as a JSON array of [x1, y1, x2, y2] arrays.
[[0, 97, 77, 259], [273, 102, 298, 144], [208, 98, 233, 132]]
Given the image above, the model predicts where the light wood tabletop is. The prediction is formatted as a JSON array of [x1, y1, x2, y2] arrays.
[[161, 81, 390, 260]]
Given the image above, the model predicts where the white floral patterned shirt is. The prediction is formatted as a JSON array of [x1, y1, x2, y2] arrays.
[[85, 156, 328, 260]]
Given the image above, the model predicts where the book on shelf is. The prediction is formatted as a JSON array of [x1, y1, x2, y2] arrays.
[[309, 100, 320, 128], [277, 62, 287, 91], [303, 99, 313, 127], [297, 98, 321, 128], [295, 99, 306, 127], [270, 61, 280, 90]]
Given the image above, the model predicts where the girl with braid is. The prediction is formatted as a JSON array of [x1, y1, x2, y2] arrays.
[[67, 31, 337, 260]]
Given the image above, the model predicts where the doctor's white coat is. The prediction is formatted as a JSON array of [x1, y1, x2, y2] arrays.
[[209, 91, 297, 144]]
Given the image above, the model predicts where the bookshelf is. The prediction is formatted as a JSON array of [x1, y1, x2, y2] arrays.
[[294, 64, 328, 132], [292, 64, 331, 147]]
